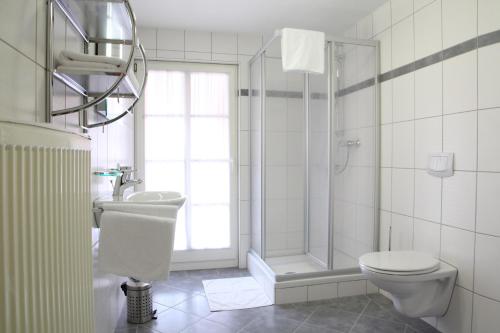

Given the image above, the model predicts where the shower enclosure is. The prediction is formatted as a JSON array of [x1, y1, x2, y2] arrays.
[[249, 33, 379, 281]]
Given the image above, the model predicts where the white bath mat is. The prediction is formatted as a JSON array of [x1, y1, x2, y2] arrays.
[[202, 277, 272, 311]]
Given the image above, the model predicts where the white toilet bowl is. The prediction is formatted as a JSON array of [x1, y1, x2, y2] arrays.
[[359, 251, 457, 318]]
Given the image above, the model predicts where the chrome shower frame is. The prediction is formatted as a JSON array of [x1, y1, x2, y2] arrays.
[[248, 30, 380, 276]]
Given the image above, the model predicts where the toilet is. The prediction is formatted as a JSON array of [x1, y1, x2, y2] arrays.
[[359, 251, 457, 318]]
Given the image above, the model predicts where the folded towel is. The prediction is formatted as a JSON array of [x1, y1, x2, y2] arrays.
[[59, 50, 127, 68], [281, 28, 325, 74], [57, 50, 140, 94], [98, 211, 176, 281], [101, 203, 179, 219]]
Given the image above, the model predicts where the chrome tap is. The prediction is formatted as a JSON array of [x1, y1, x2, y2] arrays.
[[112, 166, 143, 197]]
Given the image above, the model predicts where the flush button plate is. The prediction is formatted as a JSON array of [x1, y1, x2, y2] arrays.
[[427, 152, 454, 177]]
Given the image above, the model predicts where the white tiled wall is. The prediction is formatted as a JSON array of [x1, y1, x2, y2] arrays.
[[348, 0, 500, 331], [0, 0, 44, 123], [137, 27, 263, 61], [137, 27, 264, 267]]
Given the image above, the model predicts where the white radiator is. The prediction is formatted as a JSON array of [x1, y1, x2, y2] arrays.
[[0, 120, 94, 333]]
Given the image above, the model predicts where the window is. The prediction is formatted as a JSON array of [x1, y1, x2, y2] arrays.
[[140, 62, 237, 264]]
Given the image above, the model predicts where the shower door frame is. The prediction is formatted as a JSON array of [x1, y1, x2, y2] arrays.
[[248, 32, 380, 274]]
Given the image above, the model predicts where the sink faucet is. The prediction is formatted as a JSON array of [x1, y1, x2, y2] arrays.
[[113, 166, 143, 197]]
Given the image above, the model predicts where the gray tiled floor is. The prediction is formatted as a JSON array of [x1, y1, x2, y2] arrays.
[[115, 268, 439, 333]]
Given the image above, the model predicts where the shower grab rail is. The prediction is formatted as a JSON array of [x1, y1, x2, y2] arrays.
[[46, 0, 148, 128]]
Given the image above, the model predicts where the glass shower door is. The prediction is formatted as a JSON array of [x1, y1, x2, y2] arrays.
[[263, 51, 306, 260], [307, 47, 330, 268], [330, 41, 378, 271], [250, 56, 263, 257]]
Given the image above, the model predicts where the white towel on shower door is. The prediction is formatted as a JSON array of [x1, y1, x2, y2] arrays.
[[281, 28, 325, 74], [98, 211, 176, 281]]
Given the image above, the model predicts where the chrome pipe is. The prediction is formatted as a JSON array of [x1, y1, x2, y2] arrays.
[[45, 0, 54, 123], [327, 41, 335, 270], [249, 30, 281, 65], [248, 51, 256, 256], [304, 72, 310, 255], [373, 40, 381, 252], [260, 53, 267, 259]]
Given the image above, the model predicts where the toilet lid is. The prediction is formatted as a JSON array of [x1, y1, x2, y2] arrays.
[[359, 251, 440, 274]]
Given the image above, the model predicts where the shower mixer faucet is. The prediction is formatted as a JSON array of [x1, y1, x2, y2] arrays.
[[334, 139, 361, 174], [340, 139, 361, 147]]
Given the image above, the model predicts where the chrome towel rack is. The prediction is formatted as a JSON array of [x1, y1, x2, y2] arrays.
[[46, 0, 148, 129]]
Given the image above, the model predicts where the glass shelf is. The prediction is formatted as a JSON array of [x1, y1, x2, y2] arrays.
[[53, 68, 139, 99], [55, 0, 133, 43], [93, 170, 122, 177]]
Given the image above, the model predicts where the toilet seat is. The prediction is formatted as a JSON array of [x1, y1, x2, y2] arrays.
[[359, 251, 440, 275], [359, 251, 457, 317]]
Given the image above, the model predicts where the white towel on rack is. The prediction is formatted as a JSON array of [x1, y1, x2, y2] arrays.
[[58, 50, 127, 68], [98, 211, 176, 281], [57, 50, 140, 94], [281, 28, 325, 74]]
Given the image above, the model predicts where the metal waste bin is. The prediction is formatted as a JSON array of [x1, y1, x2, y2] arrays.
[[121, 279, 155, 324]]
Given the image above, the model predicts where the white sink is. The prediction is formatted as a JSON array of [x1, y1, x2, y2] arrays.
[[94, 191, 186, 208], [125, 191, 186, 207]]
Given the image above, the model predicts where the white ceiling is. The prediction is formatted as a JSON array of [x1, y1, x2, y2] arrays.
[[130, 0, 387, 34]]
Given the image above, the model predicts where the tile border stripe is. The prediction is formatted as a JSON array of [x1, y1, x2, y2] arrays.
[[241, 89, 328, 100]]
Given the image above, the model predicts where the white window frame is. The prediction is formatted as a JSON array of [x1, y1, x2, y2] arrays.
[[135, 61, 239, 269]]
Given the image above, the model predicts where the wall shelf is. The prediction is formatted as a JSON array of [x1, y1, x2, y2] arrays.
[[46, 0, 148, 128]]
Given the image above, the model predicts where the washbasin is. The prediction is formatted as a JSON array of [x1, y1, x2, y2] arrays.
[[94, 191, 186, 208], [126, 191, 186, 206]]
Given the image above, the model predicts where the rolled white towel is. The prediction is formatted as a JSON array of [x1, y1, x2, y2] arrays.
[[58, 50, 127, 69]]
